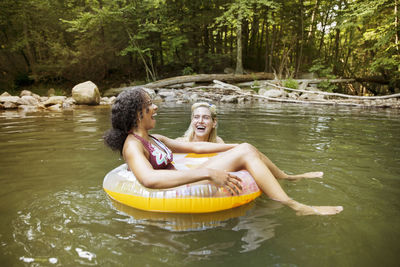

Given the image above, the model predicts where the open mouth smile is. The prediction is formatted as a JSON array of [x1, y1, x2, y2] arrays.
[[196, 125, 206, 132]]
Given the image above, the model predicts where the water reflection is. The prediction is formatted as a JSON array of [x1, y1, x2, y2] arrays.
[[111, 199, 253, 232]]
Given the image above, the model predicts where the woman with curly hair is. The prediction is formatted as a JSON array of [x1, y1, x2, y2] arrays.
[[104, 88, 343, 215]]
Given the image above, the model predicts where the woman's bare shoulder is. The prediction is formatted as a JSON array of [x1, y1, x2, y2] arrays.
[[216, 136, 225, 144]]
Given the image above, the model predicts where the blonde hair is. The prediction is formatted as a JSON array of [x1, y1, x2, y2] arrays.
[[181, 102, 218, 142]]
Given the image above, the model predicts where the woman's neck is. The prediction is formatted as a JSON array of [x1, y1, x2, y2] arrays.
[[192, 135, 209, 142], [132, 127, 149, 140]]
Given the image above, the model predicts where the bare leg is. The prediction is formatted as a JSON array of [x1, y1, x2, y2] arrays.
[[256, 149, 323, 180], [200, 143, 343, 216]]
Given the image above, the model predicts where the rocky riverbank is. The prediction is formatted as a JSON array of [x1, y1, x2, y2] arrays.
[[1, 79, 400, 112]]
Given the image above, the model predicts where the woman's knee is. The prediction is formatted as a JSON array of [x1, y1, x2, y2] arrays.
[[236, 143, 259, 157]]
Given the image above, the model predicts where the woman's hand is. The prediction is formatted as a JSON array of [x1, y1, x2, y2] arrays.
[[208, 169, 243, 195]]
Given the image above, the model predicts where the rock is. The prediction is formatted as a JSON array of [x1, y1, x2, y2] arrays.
[[197, 97, 213, 103], [47, 104, 62, 111], [298, 82, 308, 90], [299, 93, 325, 101], [221, 95, 238, 103], [142, 88, 156, 98], [108, 96, 116, 104], [259, 89, 283, 98], [0, 96, 20, 104], [1, 92, 11, 97], [3, 102, 18, 109], [20, 90, 33, 97], [18, 105, 39, 112], [18, 95, 39, 106], [237, 97, 245, 104], [164, 96, 177, 102], [32, 93, 41, 101], [0, 103, 3, 109], [100, 96, 116, 105], [72, 81, 100, 105], [153, 95, 163, 102], [189, 93, 199, 103], [242, 89, 255, 95], [62, 97, 76, 109], [43, 96, 66, 107], [158, 91, 176, 99], [288, 92, 300, 99]]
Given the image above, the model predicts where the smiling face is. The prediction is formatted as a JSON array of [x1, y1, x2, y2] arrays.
[[140, 95, 158, 130], [191, 106, 217, 141]]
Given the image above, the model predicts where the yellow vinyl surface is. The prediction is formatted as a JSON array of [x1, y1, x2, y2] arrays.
[[104, 188, 261, 213]]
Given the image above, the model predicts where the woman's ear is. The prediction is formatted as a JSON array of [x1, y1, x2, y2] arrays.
[[213, 119, 217, 128]]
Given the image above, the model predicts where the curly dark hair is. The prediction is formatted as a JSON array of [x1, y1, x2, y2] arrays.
[[103, 88, 148, 154]]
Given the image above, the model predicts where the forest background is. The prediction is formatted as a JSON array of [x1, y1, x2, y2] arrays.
[[0, 0, 399, 95]]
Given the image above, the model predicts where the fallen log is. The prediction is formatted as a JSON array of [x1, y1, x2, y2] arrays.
[[261, 81, 400, 100], [144, 73, 274, 89], [237, 90, 397, 108]]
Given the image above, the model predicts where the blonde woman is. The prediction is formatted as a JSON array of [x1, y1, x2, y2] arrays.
[[177, 102, 224, 143], [178, 102, 326, 180]]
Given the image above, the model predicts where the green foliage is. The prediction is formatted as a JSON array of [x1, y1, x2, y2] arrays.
[[182, 66, 195, 76], [309, 59, 335, 79], [0, 0, 398, 93], [317, 81, 337, 93], [309, 59, 338, 92], [283, 78, 299, 89]]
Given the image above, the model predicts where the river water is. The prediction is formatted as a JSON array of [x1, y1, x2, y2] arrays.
[[0, 102, 399, 266]]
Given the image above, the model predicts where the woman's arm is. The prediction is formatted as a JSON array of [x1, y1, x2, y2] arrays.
[[123, 136, 241, 193], [153, 134, 236, 153]]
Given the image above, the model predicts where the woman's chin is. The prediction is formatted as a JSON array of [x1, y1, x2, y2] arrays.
[[194, 131, 210, 139]]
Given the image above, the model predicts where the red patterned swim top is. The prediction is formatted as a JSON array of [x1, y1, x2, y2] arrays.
[[132, 133, 175, 170]]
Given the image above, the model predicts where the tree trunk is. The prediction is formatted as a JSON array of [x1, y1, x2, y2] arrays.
[[243, 19, 249, 61], [158, 32, 163, 67], [307, 0, 320, 44], [258, 12, 266, 70], [264, 18, 269, 72], [296, 0, 304, 76], [203, 25, 210, 55], [223, 25, 228, 54], [235, 18, 244, 74], [230, 26, 234, 66], [333, 28, 341, 73], [249, 6, 259, 65], [318, 11, 329, 56], [396, 0, 399, 53], [269, 23, 276, 73]]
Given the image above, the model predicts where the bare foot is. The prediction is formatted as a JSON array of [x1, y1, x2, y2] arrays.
[[295, 205, 343, 216], [284, 199, 343, 216], [283, 171, 324, 180]]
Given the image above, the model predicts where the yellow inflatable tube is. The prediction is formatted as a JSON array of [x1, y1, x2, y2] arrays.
[[103, 153, 261, 213]]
